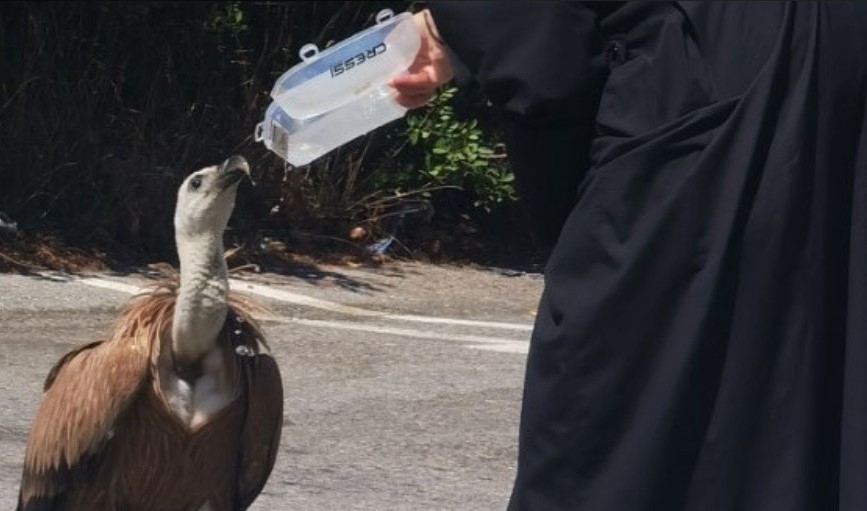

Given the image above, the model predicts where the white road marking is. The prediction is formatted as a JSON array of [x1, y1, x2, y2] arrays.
[[67, 275, 531, 354], [465, 342, 530, 354], [76, 276, 142, 295], [229, 279, 534, 332], [263, 316, 528, 353], [69, 275, 533, 331]]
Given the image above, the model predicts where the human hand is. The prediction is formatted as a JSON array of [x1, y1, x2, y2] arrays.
[[389, 9, 454, 109]]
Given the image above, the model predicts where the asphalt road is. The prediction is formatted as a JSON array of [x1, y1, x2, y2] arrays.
[[0, 262, 544, 510]]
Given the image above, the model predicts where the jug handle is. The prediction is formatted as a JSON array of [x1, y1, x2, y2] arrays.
[[299, 43, 319, 62], [376, 9, 394, 24]]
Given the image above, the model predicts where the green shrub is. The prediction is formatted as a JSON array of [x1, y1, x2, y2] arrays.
[[404, 86, 516, 212]]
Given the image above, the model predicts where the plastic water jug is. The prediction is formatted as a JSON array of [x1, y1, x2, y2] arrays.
[[255, 9, 421, 166]]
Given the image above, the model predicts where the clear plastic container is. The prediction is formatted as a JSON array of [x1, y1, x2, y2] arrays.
[[254, 9, 421, 167], [255, 86, 406, 167], [270, 9, 420, 119]]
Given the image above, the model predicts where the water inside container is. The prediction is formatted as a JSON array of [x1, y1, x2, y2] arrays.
[[257, 87, 406, 167]]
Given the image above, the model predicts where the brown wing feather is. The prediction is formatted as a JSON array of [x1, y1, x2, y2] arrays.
[[236, 350, 284, 510], [18, 338, 150, 506]]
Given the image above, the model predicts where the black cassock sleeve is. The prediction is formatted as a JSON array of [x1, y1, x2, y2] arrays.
[[426, 1, 611, 249]]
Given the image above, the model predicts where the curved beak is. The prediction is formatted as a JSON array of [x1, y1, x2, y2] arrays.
[[218, 155, 250, 190]]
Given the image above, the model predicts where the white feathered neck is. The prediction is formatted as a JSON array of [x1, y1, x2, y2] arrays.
[[169, 161, 242, 366]]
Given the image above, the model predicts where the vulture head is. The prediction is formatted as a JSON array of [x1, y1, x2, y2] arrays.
[[171, 155, 251, 370], [174, 155, 250, 239]]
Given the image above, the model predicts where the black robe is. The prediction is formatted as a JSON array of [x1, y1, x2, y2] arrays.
[[427, 2, 867, 509]]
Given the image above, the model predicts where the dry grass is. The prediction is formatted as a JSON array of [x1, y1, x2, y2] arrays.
[[0, 234, 108, 273]]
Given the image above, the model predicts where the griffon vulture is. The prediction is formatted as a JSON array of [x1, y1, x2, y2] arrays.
[[16, 156, 284, 511]]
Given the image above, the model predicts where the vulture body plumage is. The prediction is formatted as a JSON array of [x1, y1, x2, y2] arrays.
[[16, 156, 283, 511]]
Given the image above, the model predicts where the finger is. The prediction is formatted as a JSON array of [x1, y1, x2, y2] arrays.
[[389, 71, 438, 91], [389, 84, 438, 104], [392, 90, 436, 109], [389, 79, 437, 104], [388, 81, 436, 100]]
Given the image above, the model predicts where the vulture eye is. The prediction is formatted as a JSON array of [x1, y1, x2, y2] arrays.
[[189, 176, 203, 191]]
